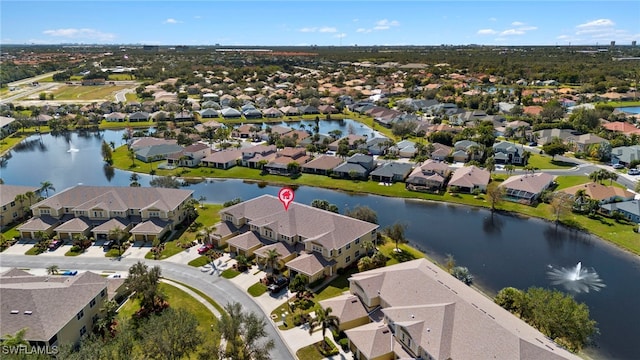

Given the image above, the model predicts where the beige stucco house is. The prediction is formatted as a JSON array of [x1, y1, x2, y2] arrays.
[[0, 184, 39, 230], [17, 186, 193, 242], [219, 195, 378, 283]]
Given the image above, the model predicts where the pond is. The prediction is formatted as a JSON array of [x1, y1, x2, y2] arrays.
[[2, 129, 640, 359], [616, 106, 640, 114]]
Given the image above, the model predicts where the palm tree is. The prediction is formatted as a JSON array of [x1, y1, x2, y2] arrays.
[[265, 249, 281, 273], [39, 181, 55, 198], [198, 195, 207, 208], [108, 227, 128, 256], [46, 264, 59, 275], [361, 240, 376, 256], [2, 328, 29, 347], [504, 164, 516, 176], [484, 156, 496, 176], [24, 191, 36, 207], [573, 189, 589, 213], [14, 193, 27, 216], [308, 307, 340, 350], [128, 148, 136, 166]]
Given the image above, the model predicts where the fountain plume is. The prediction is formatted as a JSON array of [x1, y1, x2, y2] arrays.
[[547, 261, 605, 293]]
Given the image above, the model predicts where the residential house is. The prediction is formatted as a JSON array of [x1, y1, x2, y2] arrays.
[[104, 112, 126, 122], [500, 172, 556, 204], [601, 200, 640, 223], [219, 195, 378, 283], [220, 107, 242, 118], [232, 124, 254, 139], [199, 108, 220, 118], [263, 147, 311, 175], [173, 111, 194, 122], [134, 143, 183, 162], [201, 149, 242, 169], [430, 142, 452, 162], [263, 107, 284, 118], [611, 145, 640, 166], [318, 105, 339, 114], [362, 137, 391, 156], [560, 182, 635, 204], [602, 121, 640, 136], [493, 141, 526, 165], [318, 294, 369, 332], [280, 106, 301, 116], [406, 160, 451, 191], [535, 128, 575, 145], [242, 107, 263, 119], [17, 185, 193, 242], [0, 116, 16, 139], [452, 140, 481, 163], [337, 259, 580, 360], [194, 120, 222, 133], [390, 140, 417, 158], [128, 111, 150, 122], [566, 133, 608, 152], [166, 143, 210, 167], [333, 154, 376, 179], [300, 155, 344, 175], [0, 184, 39, 229], [370, 162, 413, 183], [448, 165, 490, 193], [328, 134, 367, 152], [0, 269, 126, 347], [253, 242, 298, 271], [299, 105, 320, 115], [241, 145, 277, 168]]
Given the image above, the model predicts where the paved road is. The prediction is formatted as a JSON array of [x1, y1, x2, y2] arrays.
[[115, 88, 135, 103], [7, 71, 62, 87], [0, 82, 59, 104], [0, 254, 295, 360]]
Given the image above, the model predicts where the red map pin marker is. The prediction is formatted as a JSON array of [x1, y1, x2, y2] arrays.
[[278, 187, 295, 211]]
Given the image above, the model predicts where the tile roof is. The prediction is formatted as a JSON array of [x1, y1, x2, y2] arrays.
[[0, 184, 39, 207], [319, 294, 369, 325], [285, 252, 335, 277], [54, 216, 91, 232], [0, 271, 108, 343], [500, 173, 555, 194], [560, 182, 635, 202], [226, 231, 268, 251], [448, 166, 490, 189], [301, 155, 344, 171], [31, 185, 193, 214], [344, 322, 393, 359], [202, 149, 243, 164]]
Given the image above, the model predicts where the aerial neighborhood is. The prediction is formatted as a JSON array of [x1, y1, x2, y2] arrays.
[[1, 42, 639, 360]]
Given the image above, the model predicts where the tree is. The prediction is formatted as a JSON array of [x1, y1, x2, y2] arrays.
[[39, 180, 55, 197], [2, 328, 29, 347], [124, 261, 166, 316], [308, 307, 340, 349], [150, 176, 181, 188], [451, 266, 474, 285], [550, 192, 573, 224], [128, 147, 136, 166], [484, 156, 496, 176], [344, 205, 378, 224], [494, 287, 525, 315], [264, 249, 281, 273], [384, 222, 408, 252], [445, 253, 456, 272], [101, 140, 113, 164], [358, 256, 374, 271], [289, 273, 308, 296], [95, 299, 119, 338], [310, 199, 339, 213], [570, 108, 600, 133], [542, 141, 568, 160], [129, 172, 141, 187], [286, 161, 300, 174], [198, 195, 207, 208], [504, 164, 516, 176], [361, 239, 376, 256], [217, 302, 275, 360], [139, 308, 202, 360], [14, 193, 27, 215], [108, 227, 128, 256], [486, 182, 505, 212], [46, 264, 59, 275]]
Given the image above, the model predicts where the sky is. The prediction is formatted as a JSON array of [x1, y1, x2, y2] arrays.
[[1, 1, 639, 46]]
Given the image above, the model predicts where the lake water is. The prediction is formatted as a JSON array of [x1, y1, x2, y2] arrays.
[[2, 129, 640, 359], [616, 106, 640, 114]]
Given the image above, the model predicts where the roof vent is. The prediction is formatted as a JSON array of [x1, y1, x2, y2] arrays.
[[411, 314, 415, 318], [10, 310, 19, 314], [24, 311, 33, 315]]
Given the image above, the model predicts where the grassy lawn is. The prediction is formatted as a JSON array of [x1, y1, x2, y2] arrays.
[[49, 85, 132, 101], [597, 100, 640, 108], [221, 269, 240, 279], [125, 92, 139, 102], [188, 256, 210, 267], [117, 282, 220, 354], [166, 279, 226, 314], [64, 248, 84, 256], [526, 153, 578, 169], [24, 246, 42, 255], [1, 223, 21, 242], [296, 344, 325, 360], [100, 120, 155, 129], [0, 134, 28, 154], [146, 204, 223, 260], [108, 74, 136, 81], [379, 241, 426, 266], [314, 267, 359, 302], [554, 176, 590, 190], [248, 282, 268, 297]]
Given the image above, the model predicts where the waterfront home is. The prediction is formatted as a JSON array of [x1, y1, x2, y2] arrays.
[[241, 145, 277, 168], [220, 107, 242, 119], [0, 116, 16, 139], [0, 184, 39, 229], [601, 200, 640, 223], [104, 112, 126, 122], [130, 137, 178, 150], [500, 173, 555, 204], [448, 165, 490, 193], [232, 124, 254, 138], [602, 121, 640, 136], [0, 269, 126, 347], [218, 195, 378, 283], [17, 186, 193, 242], [370, 162, 413, 183], [300, 155, 345, 175], [166, 143, 210, 167], [333, 154, 376, 179], [328, 134, 367, 151], [560, 182, 635, 204], [333, 259, 580, 360], [134, 143, 184, 162], [128, 111, 150, 122], [406, 160, 451, 190], [201, 149, 242, 169], [263, 147, 311, 175]]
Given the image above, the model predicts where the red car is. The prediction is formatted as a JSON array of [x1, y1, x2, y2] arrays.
[[197, 243, 214, 255], [48, 240, 64, 251]]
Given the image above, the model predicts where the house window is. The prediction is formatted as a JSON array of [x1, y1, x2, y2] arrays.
[[80, 326, 87, 337], [77, 310, 84, 320], [10, 201, 15, 206], [101, 289, 107, 297], [13, 212, 18, 218], [2, 205, 6, 211], [338, 248, 342, 254], [346, 243, 351, 250], [355, 250, 360, 258], [355, 238, 360, 245], [40, 209, 50, 215], [345, 256, 351, 263], [90, 298, 96, 308]]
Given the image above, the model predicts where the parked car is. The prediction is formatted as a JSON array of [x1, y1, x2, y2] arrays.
[[629, 168, 640, 175], [268, 278, 289, 293], [612, 163, 625, 169], [48, 239, 64, 251], [103, 240, 114, 250], [198, 243, 214, 255]]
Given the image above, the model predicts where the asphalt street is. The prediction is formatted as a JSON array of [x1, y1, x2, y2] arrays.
[[0, 254, 295, 360]]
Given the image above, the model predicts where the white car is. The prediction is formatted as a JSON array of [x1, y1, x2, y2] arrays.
[[628, 169, 640, 175], [612, 163, 624, 169]]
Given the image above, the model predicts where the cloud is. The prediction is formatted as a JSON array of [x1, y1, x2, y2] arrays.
[[42, 28, 115, 41], [334, 33, 347, 39], [477, 29, 497, 35], [577, 19, 615, 29], [374, 19, 400, 30], [319, 27, 337, 33], [500, 29, 525, 36], [163, 18, 181, 24], [299, 27, 317, 33], [356, 28, 372, 34], [498, 22, 537, 36], [511, 21, 525, 26]]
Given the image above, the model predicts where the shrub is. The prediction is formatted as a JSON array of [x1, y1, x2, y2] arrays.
[[317, 337, 339, 357]]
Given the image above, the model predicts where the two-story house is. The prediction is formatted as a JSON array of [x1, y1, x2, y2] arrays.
[[17, 186, 193, 243], [333, 154, 377, 179], [166, 143, 211, 167], [241, 145, 277, 168], [406, 160, 452, 190], [218, 195, 378, 283], [264, 147, 311, 175], [493, 141, 526, 165], [0, 184, 39, 230]]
